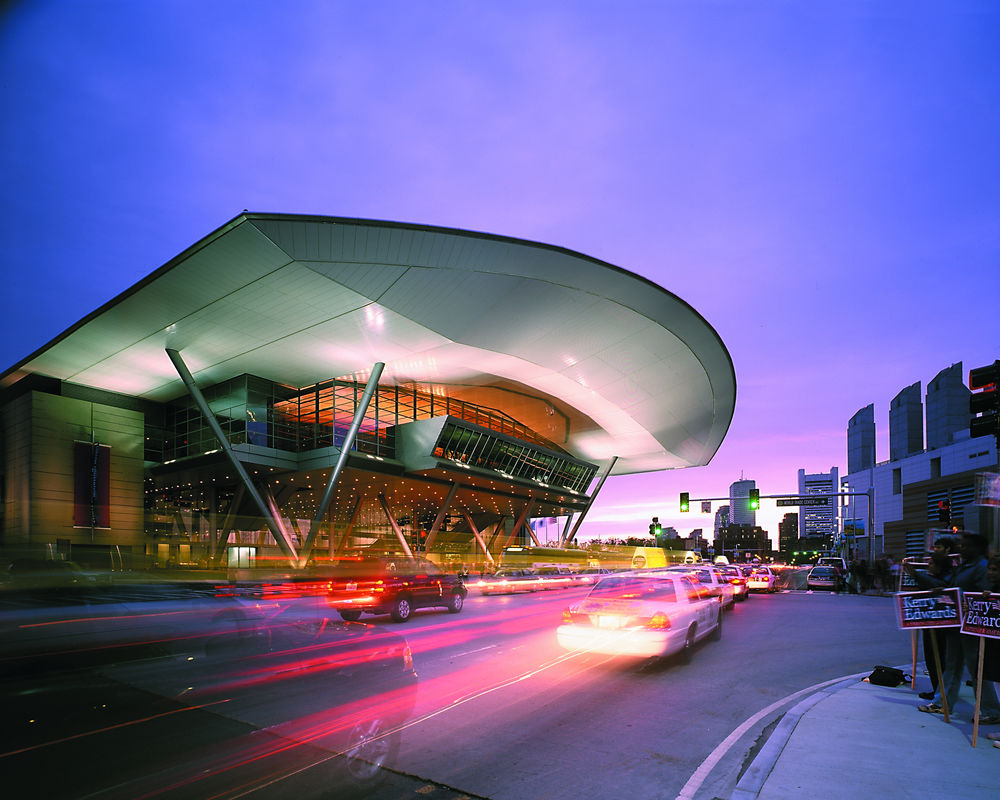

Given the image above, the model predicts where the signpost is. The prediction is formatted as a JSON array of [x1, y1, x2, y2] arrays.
[[961, 591, 1000, 747], [775, 497, 830, 507]]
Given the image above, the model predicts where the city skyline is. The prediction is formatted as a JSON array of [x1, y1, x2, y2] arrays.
[[2, 1, 998, 545]]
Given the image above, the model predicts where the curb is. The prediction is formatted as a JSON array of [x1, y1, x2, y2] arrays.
[[729, 673, 866, 800]]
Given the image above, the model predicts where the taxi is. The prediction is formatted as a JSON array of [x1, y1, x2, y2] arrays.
[[556, 571, 722, 662]]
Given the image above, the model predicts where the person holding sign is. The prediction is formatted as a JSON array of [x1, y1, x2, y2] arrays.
[[983, 556, 1000, 746], [916, 550, 955, 700], [907, 532, 1000, 723]]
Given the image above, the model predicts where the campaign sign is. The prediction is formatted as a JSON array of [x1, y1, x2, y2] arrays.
[[895, 588, 962, 630], [960, 592, 1000, 640]]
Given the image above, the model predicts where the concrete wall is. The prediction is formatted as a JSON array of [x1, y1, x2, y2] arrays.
[[1, 391, 144, 557]]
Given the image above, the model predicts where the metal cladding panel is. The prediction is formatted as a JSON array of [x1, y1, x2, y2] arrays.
[[301, 260, 407, 301], [25, 223, 291, 381], [6, 213, 736, 474]]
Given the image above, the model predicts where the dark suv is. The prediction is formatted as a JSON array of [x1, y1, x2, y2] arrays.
[[326, 557, 467, 622]]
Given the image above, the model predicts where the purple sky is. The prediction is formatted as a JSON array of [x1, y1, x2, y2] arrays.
[[2, 1, 998, 544]]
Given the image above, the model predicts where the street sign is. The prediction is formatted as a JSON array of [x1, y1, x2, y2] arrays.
[[776, 497, 830, 507]]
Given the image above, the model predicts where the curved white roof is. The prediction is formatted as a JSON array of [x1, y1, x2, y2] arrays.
[[2, 213, 736, 475]]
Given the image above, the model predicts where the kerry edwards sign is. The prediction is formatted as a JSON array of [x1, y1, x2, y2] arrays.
[[961, 592, 1000, 639], [895, 588, 961, 629]]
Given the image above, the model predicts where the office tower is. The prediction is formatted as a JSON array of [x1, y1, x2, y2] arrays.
[[889, 382, 923, 460], [926, 362, 970, 449], [848, 404, 875, 473], [730, 479, 756, 526]]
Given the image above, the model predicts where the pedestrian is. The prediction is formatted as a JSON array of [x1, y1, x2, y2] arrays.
[[982, 555, 1000, 746], [915, 549, 955, 699], [888, 555, 901, 592], [908, 532, 1000, 723]]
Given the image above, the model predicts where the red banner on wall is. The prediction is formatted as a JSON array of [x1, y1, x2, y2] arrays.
[[73, 441, 111, 528]]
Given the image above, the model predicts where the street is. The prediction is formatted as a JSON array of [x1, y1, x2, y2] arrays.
[[1, 576, 914, 800], [352, 580, 911, 800]]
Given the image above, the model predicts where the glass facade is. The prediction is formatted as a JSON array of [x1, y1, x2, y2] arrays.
[[156, 374, 571, 466], [433, 421, 596, 494]]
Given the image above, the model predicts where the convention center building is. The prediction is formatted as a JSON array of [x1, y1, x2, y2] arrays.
[[0, 213, 735, 571]]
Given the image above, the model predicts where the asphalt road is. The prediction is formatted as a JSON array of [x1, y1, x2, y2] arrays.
[[351, 578, 912, 800], [3, 574, 910, 800]]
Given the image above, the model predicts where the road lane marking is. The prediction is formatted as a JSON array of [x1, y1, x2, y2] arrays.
[[675, 670, 867, 800]]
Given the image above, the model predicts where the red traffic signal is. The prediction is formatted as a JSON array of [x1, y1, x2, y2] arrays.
[[970, 360, 1000, 440], [937, 500, 950, 523]]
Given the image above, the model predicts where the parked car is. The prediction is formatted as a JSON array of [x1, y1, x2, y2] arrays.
[[664, 564, 736, 608], [476, 567, 539, 595], [713, 564, 751, 602], [1, 586, 419, 797], [556, 571, 722, 662], [325, 557, 467, 622], [807, 565, 844, 592], [746, 566, 777, 593]]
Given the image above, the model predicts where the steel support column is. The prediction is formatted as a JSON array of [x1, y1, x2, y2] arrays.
[[165, 348, 298, 565], [502, 499, 535, 550], [333, 494, 364, 556], [378, 493, 414, 558], [558, 513, 575, 548], [566, 456, 618, 544], [213, 484, 246, 567], [299, 362, 384, 566], [424, 482, 459, 551], [459, 508, 495, 564]]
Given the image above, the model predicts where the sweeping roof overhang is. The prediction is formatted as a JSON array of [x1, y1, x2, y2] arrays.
[[2, 213, 736, 476]]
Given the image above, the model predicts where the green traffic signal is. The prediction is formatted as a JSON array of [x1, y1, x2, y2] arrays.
[[749, 488, 760, 510], [679, 492, 690, 512]]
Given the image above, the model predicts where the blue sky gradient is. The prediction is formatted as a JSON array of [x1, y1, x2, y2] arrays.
[[2, 1, 998, 542]]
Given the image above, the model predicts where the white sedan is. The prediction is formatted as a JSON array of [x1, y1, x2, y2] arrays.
[[556, 572, 722, 662], [746, 566, 777, 593]]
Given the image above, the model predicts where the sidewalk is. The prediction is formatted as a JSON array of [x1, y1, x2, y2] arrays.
[[731, 669, 1000, 799]]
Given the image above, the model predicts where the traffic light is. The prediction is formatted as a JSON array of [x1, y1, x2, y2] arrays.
[[937, 500, 950, 523], [679, 493, 690, 512], [749, 488, 760, 510], [970, 361, 1000, 441]]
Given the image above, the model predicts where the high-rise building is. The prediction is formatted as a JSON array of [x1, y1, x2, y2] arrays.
[[729, 479, 756, 526], [798, 467, 838, 542], [778, 512, 799, 556], [889, 382, 923, 460], [926, 362, 970, 449], [844, 362, 999, 560], [714, 506, 730, 540], [848, 404, 875, 473]]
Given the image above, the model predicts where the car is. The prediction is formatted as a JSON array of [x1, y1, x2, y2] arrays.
[[713, 563, 751, 602], [746, 566, 777, 593], [476, 567, 539, 594], [325, 556, 467, 622], [533, 564, 576, 589], [816, 557, 848, 580], [572, 566, 613, 585], [807, 565, 844, 592], [1, 594, 419, 798], [2, 557, 104, 589], [556, 571, 722, 662], [664, 564, 736, 609]]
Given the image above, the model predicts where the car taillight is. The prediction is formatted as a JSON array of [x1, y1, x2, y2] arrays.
[[646, 612, 671, 630], [562, 608, 574, 624]]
